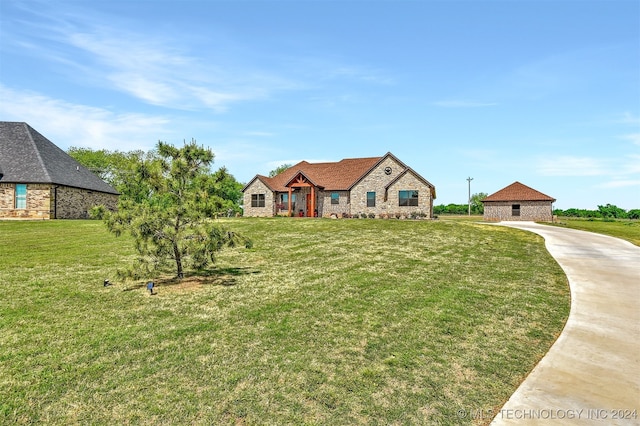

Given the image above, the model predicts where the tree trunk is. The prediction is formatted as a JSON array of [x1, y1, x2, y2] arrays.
[[174, 217, 183, 279], [174, 240, 183, 279]]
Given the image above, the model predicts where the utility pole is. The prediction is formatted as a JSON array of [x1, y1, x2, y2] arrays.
[[467, 177, 473, 216]]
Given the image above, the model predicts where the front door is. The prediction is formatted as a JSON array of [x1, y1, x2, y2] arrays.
[[306, 194, 312, 217]]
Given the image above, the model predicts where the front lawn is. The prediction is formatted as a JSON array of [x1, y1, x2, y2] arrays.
[[550, 217, 640, 246], [0, 218, 569, 425]]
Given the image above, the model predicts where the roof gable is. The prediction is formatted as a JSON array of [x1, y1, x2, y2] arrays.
[[284, 171, 321, 188], [242, 175, 274, 192], [253, 156, 383, 192], [482, 181, 555, 202], [0, 122, 118, 194], [384, 167, 437, 198]]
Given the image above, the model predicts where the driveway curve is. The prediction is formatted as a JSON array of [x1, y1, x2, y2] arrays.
[[490, 222, 640, 426]]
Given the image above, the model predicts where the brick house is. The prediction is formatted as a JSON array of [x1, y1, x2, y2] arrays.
[[242, 152, 436, 218], [482, 181, 555, 221], [0, 122, 119, 219]]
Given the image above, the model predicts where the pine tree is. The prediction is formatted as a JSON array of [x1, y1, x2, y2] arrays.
[[106, 140, 251, 280]]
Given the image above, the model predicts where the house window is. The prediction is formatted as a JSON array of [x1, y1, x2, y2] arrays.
[[251, 194, 265, 207], [279, 193, 295, 210], [367, 191, 376, 207], [399, 190, 418, 206], [331, 192, 339, 205], [512, 204, 520, 216], [15, 184, 27, 209]]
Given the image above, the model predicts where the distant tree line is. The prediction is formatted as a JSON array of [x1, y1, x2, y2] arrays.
[[434, 193, 487, 215], [68, 146, 244, 215], [554, 204, 640, 220], [434, 196, 639, 220]]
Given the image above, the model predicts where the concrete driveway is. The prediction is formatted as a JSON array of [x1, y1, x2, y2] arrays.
[[490, 222, 640, 426]]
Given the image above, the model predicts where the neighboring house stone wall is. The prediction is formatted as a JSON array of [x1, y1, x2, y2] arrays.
[[483, 201, 553, 222], [0, 183, 118, 219], [242, 179, 275, 217], [0, 184, 14, 213], [0, 183, 52, 219], [54, 185, 118, 219]]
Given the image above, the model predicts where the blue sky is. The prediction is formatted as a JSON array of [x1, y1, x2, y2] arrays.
[[1, 0, 638, 209]]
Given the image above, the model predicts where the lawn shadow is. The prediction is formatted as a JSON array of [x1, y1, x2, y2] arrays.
[[121, 267, 260, 292], [177, 266, 261, 287]]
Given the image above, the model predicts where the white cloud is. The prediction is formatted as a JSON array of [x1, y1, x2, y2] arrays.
[[0, 85, 169, 151], [621, 154, 640, 175], [64, 30, 264, 111], [4, 10, 288, 112], [4, 3, 392, 115], [188, 86, 253, 113], [536, 156, 608, 176], [620, 133, 640, 146], [618, 112, 640, 126], [596, 180, 640, 189], [108, 73, 180, 106]]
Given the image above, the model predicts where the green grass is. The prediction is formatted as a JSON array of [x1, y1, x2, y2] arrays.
[[0, 218, 569, 425], [436, 215, 483, 222], [550, 217, 640, 246]]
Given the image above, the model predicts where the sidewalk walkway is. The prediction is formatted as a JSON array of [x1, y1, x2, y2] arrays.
[[490, 222, 640, 425]]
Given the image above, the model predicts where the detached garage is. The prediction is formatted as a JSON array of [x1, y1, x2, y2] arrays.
[[482, 181, 555, 222]]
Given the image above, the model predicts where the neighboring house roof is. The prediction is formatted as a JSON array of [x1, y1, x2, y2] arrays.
[[482, 181, 555, 202], [0, 122, 118, 194]]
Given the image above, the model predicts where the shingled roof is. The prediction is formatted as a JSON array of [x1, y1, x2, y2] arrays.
[[247, 156, 387, 192], [0, 122, 119, 194], [482, 181, 555, 202]]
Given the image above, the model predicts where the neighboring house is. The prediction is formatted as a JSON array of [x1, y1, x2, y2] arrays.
[[242, 152, 436, 218], [482, 181, 555, 221], [0, 122, 119, 219]]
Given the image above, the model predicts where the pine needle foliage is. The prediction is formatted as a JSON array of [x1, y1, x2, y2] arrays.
[[106, 140, 251, 279]]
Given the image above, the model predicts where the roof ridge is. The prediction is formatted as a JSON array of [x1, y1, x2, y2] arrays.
[[24, 123, 52, 183], [0, 121, 118, 194], [347, 153, 393, 190], [483, 181, 555, 202]]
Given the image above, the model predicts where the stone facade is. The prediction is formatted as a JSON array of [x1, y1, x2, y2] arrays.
[[349, 157, 433, 218], [0, 183, 118, 219], [483, 201, 554, 222], [243, 154, 435, 218], [0, 183, 51, 219], [242, 179, 276, 217], [54, 185, 118, 219]]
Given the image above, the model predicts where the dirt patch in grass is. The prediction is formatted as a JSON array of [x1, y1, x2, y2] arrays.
[[154, 273, 240, 293]]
